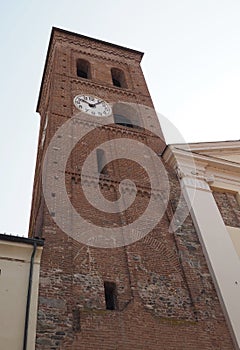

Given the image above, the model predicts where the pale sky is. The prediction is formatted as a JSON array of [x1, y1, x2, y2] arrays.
[[0, 0, 239, 235]]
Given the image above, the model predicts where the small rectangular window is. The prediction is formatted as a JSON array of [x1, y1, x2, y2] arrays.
[[104, 281, 117, 310]]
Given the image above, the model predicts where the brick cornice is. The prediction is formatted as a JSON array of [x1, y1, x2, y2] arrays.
[[67, 171, 165, 199], [49, 111, 159, 140], [71, 77, 139, 99], [54, 30, 143, 63]]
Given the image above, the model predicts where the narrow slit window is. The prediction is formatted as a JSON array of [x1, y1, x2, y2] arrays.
[[97, 148, 107, 175], [77, 59, 90, 79], [72, 308, 80, 332], [104, 281, 117, 310], [111, 68, 127, 88]]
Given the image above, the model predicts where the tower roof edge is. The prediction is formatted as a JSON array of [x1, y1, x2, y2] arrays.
[[36, 27, 144, 113]]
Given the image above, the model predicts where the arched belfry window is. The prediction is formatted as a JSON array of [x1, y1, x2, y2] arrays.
[[77, 59, 91, 79], [113, 102, 140, 129], [111, 68, 127, 88]]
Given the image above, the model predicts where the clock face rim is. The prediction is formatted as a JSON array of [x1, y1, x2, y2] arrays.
[[73, 94, 112, 117]]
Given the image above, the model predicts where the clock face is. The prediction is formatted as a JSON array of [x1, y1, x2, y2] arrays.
[[73, 94, 112, 117]]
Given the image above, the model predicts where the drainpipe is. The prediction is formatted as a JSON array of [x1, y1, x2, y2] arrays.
[[23, 241, 37, 350]]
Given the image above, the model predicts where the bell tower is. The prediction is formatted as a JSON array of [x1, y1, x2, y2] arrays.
[[30, 28, 234, 349]]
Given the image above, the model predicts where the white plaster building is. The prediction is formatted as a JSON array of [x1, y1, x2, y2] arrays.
[[0, 234, 43, 350], [164, 140, 240, 349]]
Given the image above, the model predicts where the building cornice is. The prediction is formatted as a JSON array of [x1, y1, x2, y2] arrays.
[[163, 142, 240, 192], [0, 234, 44, 246]]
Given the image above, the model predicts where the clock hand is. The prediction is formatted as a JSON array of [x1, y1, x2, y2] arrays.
[[77, 97, 105, 107], [78, 98, 89, 103], [77, 98, 96, 108], [90, 100, 104, 107], [88, 99, 105, 107]]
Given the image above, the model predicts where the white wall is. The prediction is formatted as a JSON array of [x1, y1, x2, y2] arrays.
[[0, 240, 42, 350]]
